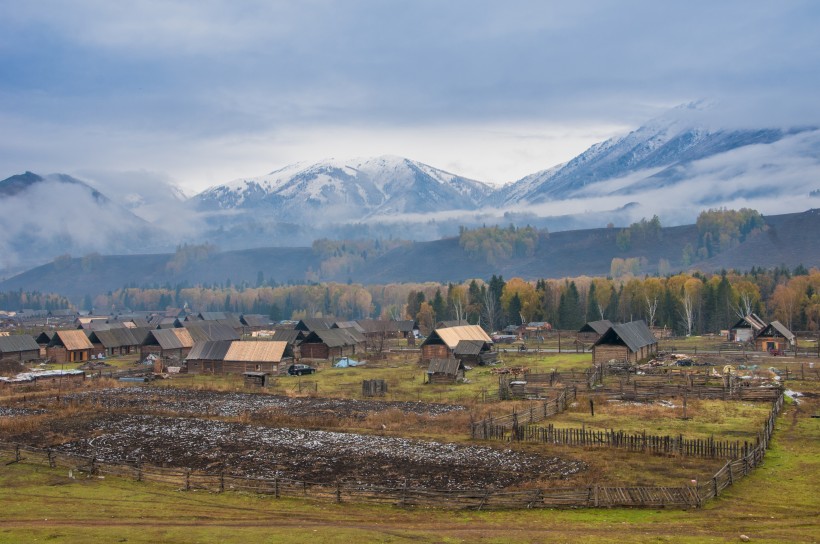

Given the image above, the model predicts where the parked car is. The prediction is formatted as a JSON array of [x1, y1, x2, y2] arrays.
[[287, 364, 316, 376]]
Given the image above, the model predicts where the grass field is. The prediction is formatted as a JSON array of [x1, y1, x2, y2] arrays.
[[0, 381, 817, 543]]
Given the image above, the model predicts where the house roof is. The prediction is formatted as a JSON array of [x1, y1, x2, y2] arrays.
[[186, 340, 233, 361], [198, 311, 231, 321], [271, 329, 304, 345], [225, 341, 288, 363], [423, 325, 492, 350], [0, 335, 40, 353], [593, 320, 657, 353], [51, 330, 94, 351], [426, 358, 463, 375], [453, 339, 488, 356], [240, 314, 272, 328], [34, 331, 54, 344], [333, 320, 367, 333], [757, 320, 795, 341], [184, 322, 241, 342], [436, 319, 471, 328], [295, 318, 334, 331], [579, 320, 614, 335], [730, 313, 767, 331], [88, 328, 141, 349], [302, 329, 362, 348], [147, 328, 194, 350]]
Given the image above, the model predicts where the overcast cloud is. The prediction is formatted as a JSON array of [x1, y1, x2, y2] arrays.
[[1, 0, 819, 191]]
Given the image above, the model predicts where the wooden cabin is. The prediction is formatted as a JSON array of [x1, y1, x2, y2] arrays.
[[754, 320, 795, 353], [592, 321, 658, 365], [46, 330, 94, 364], [419, 325, 493, 363], [140, 328, 194, 362], [453, 339, 497, 366], [87, 328, 142, 357], [299, 329, 363, 360], [186, 340, 292, 375], [0, 335, 41, 362]]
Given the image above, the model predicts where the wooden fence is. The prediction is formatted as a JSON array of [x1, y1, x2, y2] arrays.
[[0, 393, 785, 510], [471, 388, 576, 439]]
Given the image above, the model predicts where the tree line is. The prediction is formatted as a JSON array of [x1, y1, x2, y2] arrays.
[[26, 265, 812, 336]]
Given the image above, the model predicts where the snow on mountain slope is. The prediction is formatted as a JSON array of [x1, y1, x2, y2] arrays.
[[495, 102, 818, 205], [192, 155, 494, 222]]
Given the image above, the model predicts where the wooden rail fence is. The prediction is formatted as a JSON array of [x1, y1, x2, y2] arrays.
[[0, 393, 784, 510]]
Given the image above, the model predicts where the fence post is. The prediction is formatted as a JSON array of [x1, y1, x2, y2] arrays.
[[47, 449, 54, 468], [712, 477, 718, 497], [336, 480, 342, 503], [185, 469, 191, 491], [275, 474, 280, 498], [220, 471, 225, 492]]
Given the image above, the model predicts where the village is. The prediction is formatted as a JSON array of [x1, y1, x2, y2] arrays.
[[0, 303, 816, 514]]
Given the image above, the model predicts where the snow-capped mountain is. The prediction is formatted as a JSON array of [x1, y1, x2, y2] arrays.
[[192, 155, 494, 222], [494, 103, 819, 206]]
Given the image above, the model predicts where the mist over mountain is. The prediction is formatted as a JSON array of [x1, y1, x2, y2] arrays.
[[2, 104, 820, 277]]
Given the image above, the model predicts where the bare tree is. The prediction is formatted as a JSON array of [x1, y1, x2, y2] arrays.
[[679, 292, 695, 337], [645, 294, 659, 328], [481, 289, 500, 332], [733, 291, 755, 320]]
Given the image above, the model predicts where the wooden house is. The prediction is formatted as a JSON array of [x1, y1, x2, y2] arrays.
[[240, 314, 273, 332], [521, 322, 552, 340], [419, 325, 493, 363], [754, 320, 795, 353], [729, 314, 767, 343], [186, 340, 292, 375], [299, 329, 363, 360], [87, 328, 142, 357], [184, 322, 241, 343], [46, 330, 94, 363], [140, 328, 194, 362], [0, 335, 41, 362], [592, 321, 658, 365], [425, 358, 465, 384]]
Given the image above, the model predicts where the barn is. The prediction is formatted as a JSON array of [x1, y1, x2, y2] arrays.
[[425, 358, 465, 384], [729, 314, 767, 343], [592, 321, 658, 365], [140, 328, 195, 362], [578, 320, 614, 343]]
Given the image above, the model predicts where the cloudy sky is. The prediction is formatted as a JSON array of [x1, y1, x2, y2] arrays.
[[1, 0, 818, 194]]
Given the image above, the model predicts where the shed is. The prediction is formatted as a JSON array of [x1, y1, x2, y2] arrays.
[[426, 358, 465, 384], [87, 328, 142, 357], [592, 320, 658, 364], [453, 339, 497, 366], [295, 318, 334, 332]]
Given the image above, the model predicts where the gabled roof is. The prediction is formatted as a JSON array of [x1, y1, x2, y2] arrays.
[[437, 319, 471, 328], [225, 341, 289, 363], [271, 329, 305, 345], [198, 311, 230, 321], [240, 314, 272, 328], [0, 335, 40, 353], [50, 330, 94, 351], [88, 329, 140, 349], [422, 325, 492, 350], [333, 320, 366, 333], [757, 320, 795, 341], [34, 331, 54, 344], [593, 320, 657, 352], [295, 318, 333, 332], [184, 322, 241, 342], [453, 339, 488, 356], [302, 329, 362, 348], [146, 328, 194, 350], [730, 313, 767, 331], [426, 358, 463, 375], [579, 320, 614, 335], [186, 340, 233, 361]]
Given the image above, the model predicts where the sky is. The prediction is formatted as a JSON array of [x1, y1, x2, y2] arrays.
[[1, 0, 819, 195]]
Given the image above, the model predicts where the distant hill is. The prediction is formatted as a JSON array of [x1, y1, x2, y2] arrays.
[[1, 209, 818, 301]]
